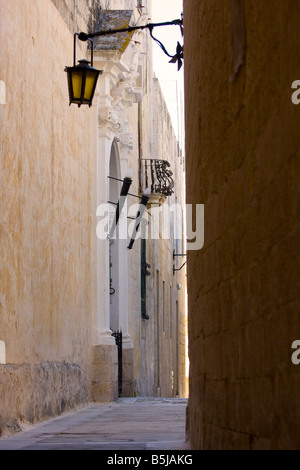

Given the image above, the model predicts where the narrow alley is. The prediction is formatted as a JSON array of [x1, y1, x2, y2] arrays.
[[1, 0, 299, 453], [0, 398, 189, 451]]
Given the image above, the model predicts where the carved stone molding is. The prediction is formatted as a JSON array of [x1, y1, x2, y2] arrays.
[[94, 37, 145, 148], [98, 106, 121, 132], [119, 132, 134, 154]]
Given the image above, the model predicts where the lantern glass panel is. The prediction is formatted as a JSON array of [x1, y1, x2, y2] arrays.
[[84, 70, 98, 101], [71, 70, 83, 101]]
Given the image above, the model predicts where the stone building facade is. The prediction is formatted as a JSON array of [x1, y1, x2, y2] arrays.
[[0, 0, 187, 436], [184, 0, 300, 450]]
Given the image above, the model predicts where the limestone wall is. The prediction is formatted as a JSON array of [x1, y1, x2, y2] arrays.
[[0, 363, 87, 437], [126, 64, 187, 399], [0, 0, 92, 434], [0, 0, 187, 436], [184, 0, 300, 449]]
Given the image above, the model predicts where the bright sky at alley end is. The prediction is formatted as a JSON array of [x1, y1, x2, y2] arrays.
[[151, 0, 184, 145]]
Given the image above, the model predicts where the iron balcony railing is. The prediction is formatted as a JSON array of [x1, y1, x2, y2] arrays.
[[139, 159, 174, 198]]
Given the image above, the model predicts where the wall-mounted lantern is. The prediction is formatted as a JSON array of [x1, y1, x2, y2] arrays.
[[65, 34, 102, 107], [65, 18, 183, 108]]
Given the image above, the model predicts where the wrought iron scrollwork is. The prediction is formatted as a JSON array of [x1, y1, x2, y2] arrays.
[[140, 159, 174, 197]]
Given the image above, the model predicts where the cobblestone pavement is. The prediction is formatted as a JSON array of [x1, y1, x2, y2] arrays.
[[0, 397, 190, 450]]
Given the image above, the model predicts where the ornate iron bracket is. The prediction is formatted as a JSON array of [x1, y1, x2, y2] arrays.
[[140, 159, 174, 197], [77, 18, 184, 71]]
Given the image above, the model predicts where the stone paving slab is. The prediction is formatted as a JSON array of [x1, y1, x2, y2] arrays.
[[0, 397, 190, 450]]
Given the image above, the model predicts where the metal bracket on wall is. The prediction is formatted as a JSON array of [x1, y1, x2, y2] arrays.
[[78, 17, 184, 71], [173, 249, 187, 275]]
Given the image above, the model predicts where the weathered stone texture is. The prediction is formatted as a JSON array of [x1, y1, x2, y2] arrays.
[[91, 345, 118, 402], [122, 347, 135, 397], [50, 0, 146, 36], [0, 0, 187, 434], [50, 0, 102, 35], [0, 0, 92, 429], [127, 78, 187, 399], [184, 0, 300, 449], [0, 362, 88, 437]]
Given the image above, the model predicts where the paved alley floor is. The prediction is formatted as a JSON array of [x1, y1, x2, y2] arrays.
[[0, 397, 190, 451]]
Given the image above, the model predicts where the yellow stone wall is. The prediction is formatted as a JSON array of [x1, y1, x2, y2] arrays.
[[0, 0, 188, 435], [0, 0, 92, 433], [184, 0, 300, 449], [133, 78, 187, 398], [126, 50, 187, 399]]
